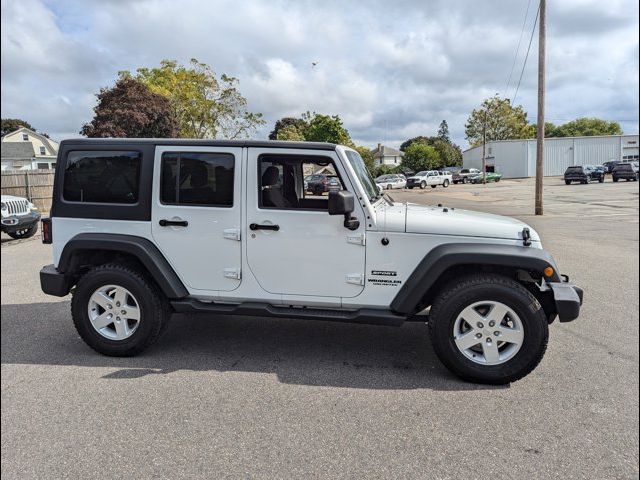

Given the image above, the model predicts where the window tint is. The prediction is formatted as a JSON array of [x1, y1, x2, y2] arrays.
[[63, 151, 141, 204], [160, 152, 234, 207]]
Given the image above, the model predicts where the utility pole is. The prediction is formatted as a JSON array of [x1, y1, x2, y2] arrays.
[[535, 0, 546, 215], [482, 110, 487, 184]]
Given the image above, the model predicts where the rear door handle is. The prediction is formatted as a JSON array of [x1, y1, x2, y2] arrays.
[[250, 223, 279, 231], [159, 219, 188, 227]]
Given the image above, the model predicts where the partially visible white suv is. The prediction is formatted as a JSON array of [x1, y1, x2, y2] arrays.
[[1, 195, 40, 239], [406, 170, 452, 189]]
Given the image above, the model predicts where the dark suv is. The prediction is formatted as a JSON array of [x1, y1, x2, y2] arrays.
[[305, 174, 342, 195], [612, 163, 639, 182], [564, 165, 604, 185]]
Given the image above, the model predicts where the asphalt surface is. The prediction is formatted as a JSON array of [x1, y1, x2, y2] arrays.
[[2, 177, 639, 479]]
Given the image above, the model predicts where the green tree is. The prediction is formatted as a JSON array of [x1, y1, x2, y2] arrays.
[[552, 117, 623, 137], [354, 145, 376, 173], [1, 118, 35, 136], [269, 117, 308, 140], [81, 78, 178, 138], [301, 112, 353, 145], [465, 95, 532, 147], [123, 59, 264, 139], [437, 120, 450, 142], [401, 143, 442, 172], [400, 135, 462, 167], [276, 124, 305, 141], [400, 135, 430, 152]]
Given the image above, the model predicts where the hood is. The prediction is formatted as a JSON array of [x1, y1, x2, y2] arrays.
[[1, 195, 28, 202], [374, 201, 541, 243]]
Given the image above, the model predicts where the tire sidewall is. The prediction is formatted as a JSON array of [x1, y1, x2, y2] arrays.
[[72, 267, 161, 355], [430, 278, 548, 383]]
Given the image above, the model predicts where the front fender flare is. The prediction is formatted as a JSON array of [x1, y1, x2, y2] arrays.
[[390, 243, 561, 315]]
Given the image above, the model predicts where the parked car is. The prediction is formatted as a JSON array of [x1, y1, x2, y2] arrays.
[[468, 172, 503, 184], [39, 138, 583, 384], [452, 168, 481, 184], [564, 165, 605, 184], [306, 174, 342, 195], [603, 161, 622, 174], [1, 195, 41, 239], [612, 163, 639, 182], [375, 174, 406, 190], [406, 170, 452, 189]]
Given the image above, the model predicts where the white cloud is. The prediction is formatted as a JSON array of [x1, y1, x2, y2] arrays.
[[1, 0, 638, 147]]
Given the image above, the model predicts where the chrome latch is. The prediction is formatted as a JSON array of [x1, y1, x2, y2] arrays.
[[223, 228, 241, 241], [346, 273, 365, 285], [224, 268, 241, 280], [347, 233, 366, 246]]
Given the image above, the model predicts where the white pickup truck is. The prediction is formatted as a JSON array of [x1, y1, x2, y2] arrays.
[[405, 170, 452, 189]]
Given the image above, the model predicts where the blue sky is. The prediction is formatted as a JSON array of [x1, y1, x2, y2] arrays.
[[2, 0, 638, 148]]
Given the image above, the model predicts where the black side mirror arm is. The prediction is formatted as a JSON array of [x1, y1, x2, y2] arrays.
[[344, 214, 360, 231]]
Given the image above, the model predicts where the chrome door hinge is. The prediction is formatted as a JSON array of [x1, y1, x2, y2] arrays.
[[346, 233, 366, 246], [223, 228, 241, 241], [346, 273, 365, 286], [224, 268, 241, 280]]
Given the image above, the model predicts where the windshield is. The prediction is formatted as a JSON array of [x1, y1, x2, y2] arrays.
[[415, 171, 427, 176], [345, 150, 381, 203]]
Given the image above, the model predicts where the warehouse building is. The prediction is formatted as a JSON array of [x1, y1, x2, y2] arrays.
[[462, 134, 639, 178]]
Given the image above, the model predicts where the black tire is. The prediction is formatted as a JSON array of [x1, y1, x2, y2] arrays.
[[564, 180, 571, 185], [443, 179, 450, 188], [420, 181, 426, 189], [7, 223, 38, 239], [598, 177, 604, 183], [613, 177, 619, 182], [428, 274, 549, 384], [407, 186, 413, 189], [387, 184, 392, 190], [462, 178, 468, 184], [71, 263, 171, 357], [431, 185, 437, 189]]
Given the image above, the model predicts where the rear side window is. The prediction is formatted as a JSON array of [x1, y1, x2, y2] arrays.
[[63, 151, 141, 203], [160, 152, 234, 207]]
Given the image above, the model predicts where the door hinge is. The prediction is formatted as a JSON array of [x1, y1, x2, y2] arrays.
[[346, 273, 365, 286], [347, 233, 366, 246], [224, 268, 241, 280], [223, 228, 241, 241]]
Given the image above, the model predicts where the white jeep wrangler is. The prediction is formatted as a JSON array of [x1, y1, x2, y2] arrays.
[[40, 139, 582, 384], [1, 194, 41, 239]]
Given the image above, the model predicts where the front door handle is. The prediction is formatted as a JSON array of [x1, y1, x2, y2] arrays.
[[159, 219, 188, 227], [250, 223, 280, 231]]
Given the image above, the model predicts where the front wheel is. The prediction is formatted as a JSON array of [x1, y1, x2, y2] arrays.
[[71, 263, 171, 356], [443, 179, 450, 188], [565, 180, 571, 185], [420, 181, 426, 189], [6, 223, 38, 239], [428, 274, 548, 384], [431, 185, 437, 189]]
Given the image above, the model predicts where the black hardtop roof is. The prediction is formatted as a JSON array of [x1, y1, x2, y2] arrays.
[[58, 138, 338, 151]]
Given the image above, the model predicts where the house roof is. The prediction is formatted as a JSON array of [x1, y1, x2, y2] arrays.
[[1, 127, 59, 154], [372, 144, 404, 158], [1, 142, 35, 160]]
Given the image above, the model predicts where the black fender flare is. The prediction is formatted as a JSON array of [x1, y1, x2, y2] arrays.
[[390, 243, 561, 315], [58, 233, 188, 299]]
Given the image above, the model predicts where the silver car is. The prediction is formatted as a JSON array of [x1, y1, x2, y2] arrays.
[[375, 174, 407, 190]]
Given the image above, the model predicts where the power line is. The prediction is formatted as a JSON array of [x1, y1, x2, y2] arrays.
[[512, 1, 540, 105], [504, 0, 533, 98]]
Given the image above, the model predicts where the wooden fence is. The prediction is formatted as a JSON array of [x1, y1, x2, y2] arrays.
[[1, 170, 55, 212]]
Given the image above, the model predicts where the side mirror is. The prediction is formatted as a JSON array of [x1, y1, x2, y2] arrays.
[[328, 190, 359, 231], [328, 190, 354, 215]]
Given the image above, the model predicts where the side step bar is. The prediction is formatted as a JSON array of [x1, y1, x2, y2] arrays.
[[171, 299, 407, 327]]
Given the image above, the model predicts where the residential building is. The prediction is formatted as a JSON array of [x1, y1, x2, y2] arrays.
[[372, 143, 404, 167], [462, 134, 639, 178], [1, 127, 59, 171]]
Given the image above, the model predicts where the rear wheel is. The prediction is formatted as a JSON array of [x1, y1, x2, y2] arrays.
[[598, 177, 604, 183], [428, 274, 548, 384], [431, 185, 437, 189], [420, 181, 426, 189], [443, 179, 450, 187], [565, 180, 571, 185], [6, 223, 38, 239], [71, 263, 171, 356]]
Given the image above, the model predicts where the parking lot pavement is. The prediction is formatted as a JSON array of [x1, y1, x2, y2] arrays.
[[2, 178, 638, 479]]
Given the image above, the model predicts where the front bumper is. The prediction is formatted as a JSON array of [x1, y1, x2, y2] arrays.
[[40, 264, 71, 297], [548, 281, 583, 322], [1, 211, 41, 232]]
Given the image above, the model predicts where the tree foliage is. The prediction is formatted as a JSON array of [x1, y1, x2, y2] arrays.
[[81, 78, 178, 138], [354, 145, 376, 173], [400, 135, 462, 167], [546, 117, 623, 137], [437, 120, 450, 142], [465, 95, 532, 147], [122, 59, 264, 139], [269, 117, 308, 140], [1, 118, 35, 136], [401, 143, 442, 172], [301, 112, 352, 145]]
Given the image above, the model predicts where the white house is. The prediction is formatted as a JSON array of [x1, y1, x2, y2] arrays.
[[1, 127, 59, 171], [463, 134, 639, 178], [372, 143, 404, 167]]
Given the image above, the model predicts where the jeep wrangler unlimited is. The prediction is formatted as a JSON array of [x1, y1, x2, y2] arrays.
[[40, 139, 583, 384], [2, 194, 41, 239]]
